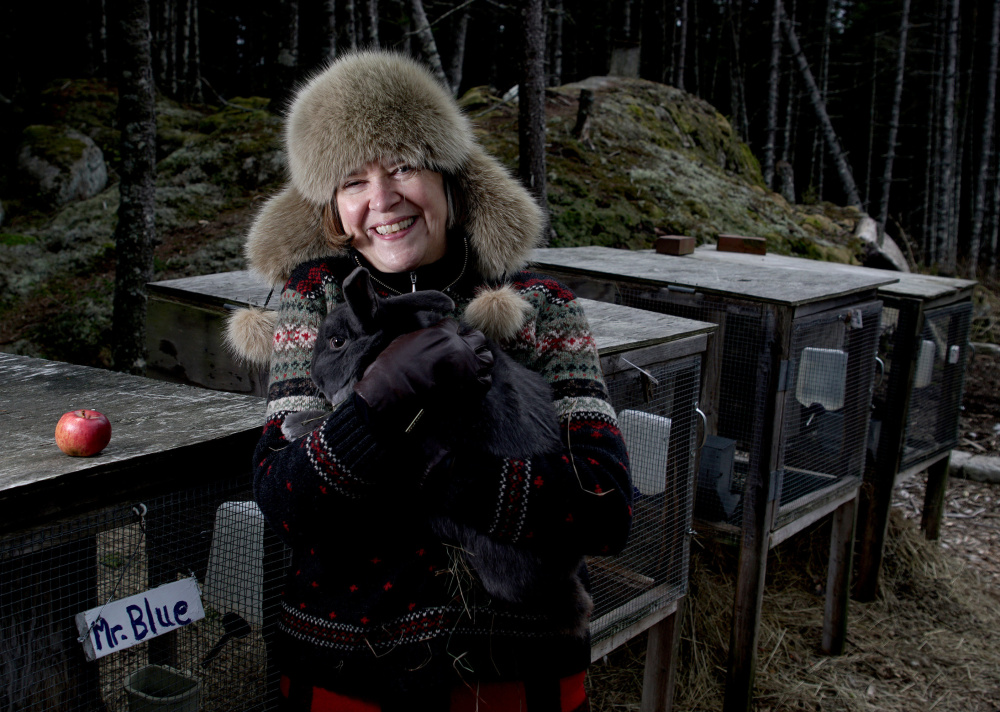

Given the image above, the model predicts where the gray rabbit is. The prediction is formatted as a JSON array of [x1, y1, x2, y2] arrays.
[[281, 266, 591, 635]]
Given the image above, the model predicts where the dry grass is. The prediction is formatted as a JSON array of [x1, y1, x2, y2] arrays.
[[588, 488, 1000, 711]]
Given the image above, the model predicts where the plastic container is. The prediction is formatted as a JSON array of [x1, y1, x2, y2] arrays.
[[124, 665, 201, 712]]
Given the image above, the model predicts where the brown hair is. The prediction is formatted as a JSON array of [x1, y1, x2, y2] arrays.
[[321, 170, 467, 247]]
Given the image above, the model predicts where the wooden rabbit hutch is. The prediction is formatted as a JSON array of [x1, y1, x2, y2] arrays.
[[690, 245, 976, 600], [0, 353, 278, 712], [145, 271, 716, 710], [530, 245, 896, 711]]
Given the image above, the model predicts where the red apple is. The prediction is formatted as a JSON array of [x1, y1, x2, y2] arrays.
[[55, 409, 112, 457]]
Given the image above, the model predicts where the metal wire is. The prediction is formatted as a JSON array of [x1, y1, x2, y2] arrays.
[[0, 475, 286, 712], [901, 302, 973, 468], [589, 354, 701, 644]]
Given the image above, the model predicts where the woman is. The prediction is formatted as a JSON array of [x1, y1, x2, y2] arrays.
[[226, 49, 632, 711]]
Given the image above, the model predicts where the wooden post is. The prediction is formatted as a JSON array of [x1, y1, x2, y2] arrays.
[[640, 605, 684, 712], [822, 497, 857, 654], [854, 302, 921, 602], [921, 456, 951, 540]]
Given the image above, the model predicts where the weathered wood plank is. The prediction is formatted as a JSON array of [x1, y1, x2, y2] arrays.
[[692, 245, 975, 303], [532, 246, 897, 307], [0, 354, 264, 530]]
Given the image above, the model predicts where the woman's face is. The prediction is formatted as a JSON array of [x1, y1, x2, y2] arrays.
[[336, 160, 448, 274]]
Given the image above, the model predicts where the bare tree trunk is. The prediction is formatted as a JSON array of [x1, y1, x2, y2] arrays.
[[814, 0, 834, 200], [864, 45, 877, 210], [279, 0, 300, 68], [179, 0, 191, 96], [409, 0, 448, 86], [448, 7, 470, 95], [519, 0, 548, 214], [727, 0, 749, 141], [326, 0, 338, 60], [109, 0, 157, 375], [780, 0, 797, 170], [675, 0, 687, 90], [935, 0, 961, 274], [763, 0, 781, 190], [346, 0, 357, 51], [397, 0, 412, 55], [367, 0, 379, 47], [967, 0, 999, 277], [189, 0, 203, 102], [877, 0, 911, 244], [550, 0, 563, 86], [989, 155, 1000, 279], [778, 0, 863, 208], [156, 0, 171, 89]]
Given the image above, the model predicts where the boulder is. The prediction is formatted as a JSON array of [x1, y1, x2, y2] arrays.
[[17, 125, 108, 209], [854, 215, 910, 272], [949, 450, 1000, 484]]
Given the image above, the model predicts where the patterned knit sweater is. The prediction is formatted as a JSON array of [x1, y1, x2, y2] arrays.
[[253, 249, 632, 702]]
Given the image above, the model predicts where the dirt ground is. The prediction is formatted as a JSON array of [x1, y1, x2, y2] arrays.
[[587, 347, 1000, 711]]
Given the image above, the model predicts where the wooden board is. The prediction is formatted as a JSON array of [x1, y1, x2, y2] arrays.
[[0, 354, 264, 530], [692, 245, 975, 303], [532, 246, 898, 307]]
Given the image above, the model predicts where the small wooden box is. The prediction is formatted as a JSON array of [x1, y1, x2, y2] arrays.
[[655, 235, 695, 255], [717, 234, 766, 255]]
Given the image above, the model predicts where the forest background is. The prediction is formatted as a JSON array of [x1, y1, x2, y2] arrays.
[[2, 2, 1000, 711], [1, 0, 998, 364]]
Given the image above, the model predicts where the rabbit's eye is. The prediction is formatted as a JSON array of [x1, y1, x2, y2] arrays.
[[330, 336, 346, 349]]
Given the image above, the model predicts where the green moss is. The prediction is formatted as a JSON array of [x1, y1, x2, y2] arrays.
[[197, 99, 277, 135], [0, 233, 36, 246], [786, 236, 824, 260], [21, 125, 89, 167]]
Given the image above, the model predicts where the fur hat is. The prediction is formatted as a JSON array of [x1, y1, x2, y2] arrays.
[[226, 49, 546, 366]]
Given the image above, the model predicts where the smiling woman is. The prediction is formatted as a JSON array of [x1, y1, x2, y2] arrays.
[[223, 49, 633, 711], [332, 162, 448, 275]]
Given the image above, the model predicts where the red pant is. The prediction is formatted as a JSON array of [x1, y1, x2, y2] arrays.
[[279, 672, 589, 712]]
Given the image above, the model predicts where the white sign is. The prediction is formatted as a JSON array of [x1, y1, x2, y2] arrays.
[[75, 577, 205, 661]]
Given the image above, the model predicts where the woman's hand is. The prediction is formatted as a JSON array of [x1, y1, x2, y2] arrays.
[[352, 319, 494, 432]]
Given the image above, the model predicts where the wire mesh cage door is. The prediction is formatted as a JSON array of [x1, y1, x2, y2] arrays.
[[0, 476, 288, 712], [777, 301, 883, 513], [587, 353, 702, 647], [611, 284, 774, 530], [900, 301, 973, 469]]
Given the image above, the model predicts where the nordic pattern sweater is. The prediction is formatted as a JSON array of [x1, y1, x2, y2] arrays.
[[253, 253, 633, 701]]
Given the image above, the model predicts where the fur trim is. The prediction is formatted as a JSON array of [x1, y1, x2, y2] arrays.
[[225, 307, 278, 368], [463, 285, 533, 343], [287, 50, 475, 204], [244, 184, 337, 287], [458, 145, 547, 280]]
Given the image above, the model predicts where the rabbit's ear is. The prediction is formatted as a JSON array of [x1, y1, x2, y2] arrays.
[[343, 267, 381, 328]]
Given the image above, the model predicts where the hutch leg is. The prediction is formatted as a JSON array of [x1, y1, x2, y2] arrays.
[[640, 602, 684, 712], [822, 497, 857, 654], [722, 530, 769, 712], [853, 460, 894, 602], [921, 456, 951, 540]]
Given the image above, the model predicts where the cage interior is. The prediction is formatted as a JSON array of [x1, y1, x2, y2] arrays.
[[777, 301, 882, 510], [900, 301, 973, 469], [1, 476, 287, 712], [612, 285, 772, 529], [588, 354, 701, 643]]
